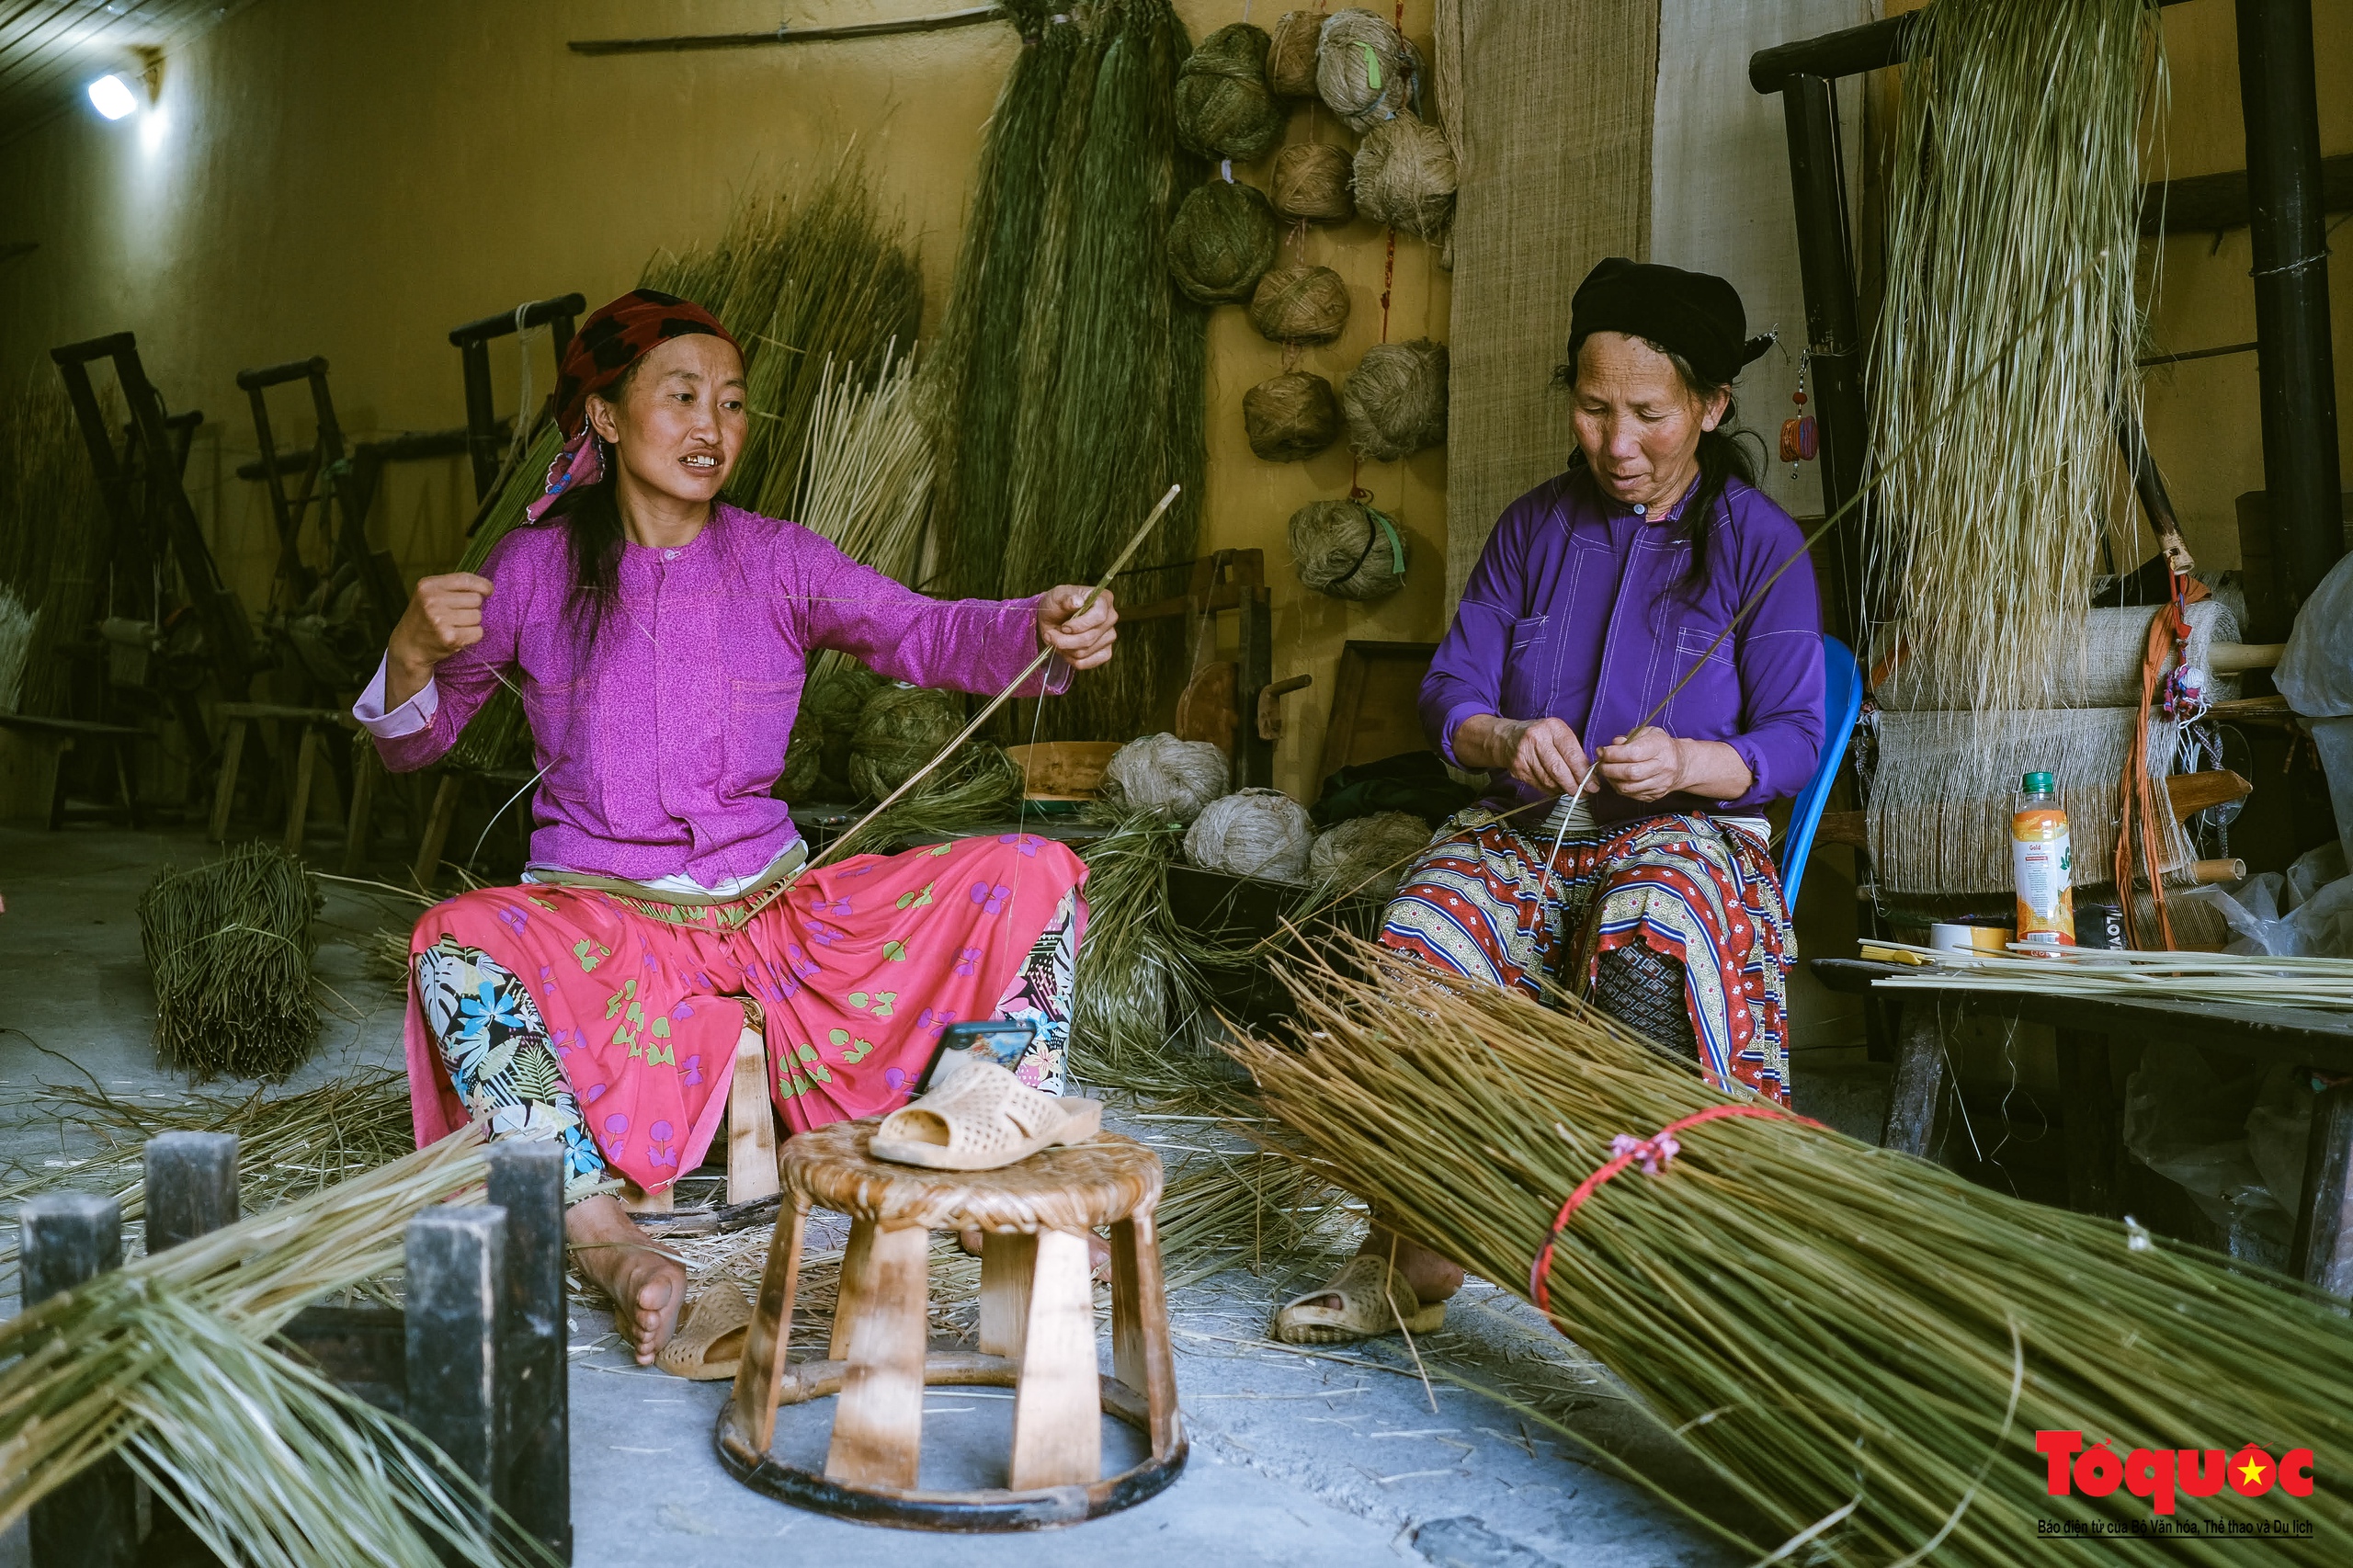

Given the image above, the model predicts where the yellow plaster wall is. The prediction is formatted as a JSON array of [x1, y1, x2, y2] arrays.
[[0, 0, 1446, 803]]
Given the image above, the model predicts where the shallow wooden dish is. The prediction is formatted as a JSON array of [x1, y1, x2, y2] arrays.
[[1006, 741, 1122, 801]]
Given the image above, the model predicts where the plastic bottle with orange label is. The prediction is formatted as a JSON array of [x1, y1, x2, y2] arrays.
[[2011, 770, 2075, 950]]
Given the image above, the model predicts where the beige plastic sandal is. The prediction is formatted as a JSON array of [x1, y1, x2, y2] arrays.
[[654, 1282, 753, 1381], [1272, 1255, 1445, 1345], [869, 1060, 1103, 1171]]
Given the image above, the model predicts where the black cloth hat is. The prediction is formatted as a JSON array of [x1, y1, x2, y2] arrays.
[[1566, 257, 1774, 387]]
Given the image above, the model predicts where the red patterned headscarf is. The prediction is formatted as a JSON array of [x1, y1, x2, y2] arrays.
[[526, 290, 742, 523]]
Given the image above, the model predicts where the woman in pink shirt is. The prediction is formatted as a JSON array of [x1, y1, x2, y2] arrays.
[[357, 291, 1112, 1366]]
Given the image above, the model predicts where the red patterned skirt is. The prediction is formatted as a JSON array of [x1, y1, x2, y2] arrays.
[[1377, 810, 1792, 1106]]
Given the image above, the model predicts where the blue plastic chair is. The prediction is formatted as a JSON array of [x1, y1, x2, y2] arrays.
[[1777, 634, 1864, 911]]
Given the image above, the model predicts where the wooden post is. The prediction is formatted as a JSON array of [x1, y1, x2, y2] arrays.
[[2054, 1030, 2122, 1219], [22, 1193, 136, 1568], [414, 772, 465, 890], [2290, 1075, 2353, 1297], [344, 733, 380, 876], [1879, 994, 1947, 1157], [824, 1222, 930, 1491], [144, 1131, 239, 1255], [209, 717, 248, 841], [284, 722, 321, 855], [1008, 1228, 1101, 1491], [406, 1206, 506, 1555], [732, 1195, 809, 1452], [488, 1142, 571, 1563], [977, 1231, 1038, 1361], [726, 1026, 780, 1206], [1110, 1213, 1180, 1460]]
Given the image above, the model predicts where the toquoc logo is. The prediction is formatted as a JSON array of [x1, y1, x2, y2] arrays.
[[2037, 1431, 2315, 1517]]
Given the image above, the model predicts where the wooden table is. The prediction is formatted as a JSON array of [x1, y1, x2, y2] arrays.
[[1810, 957, 2353, 1297], [0, 713, 149, 829]]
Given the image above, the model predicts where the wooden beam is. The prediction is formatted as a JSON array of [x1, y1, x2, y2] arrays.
[[570, 6, 1003, 56], [1816, 769, 2256, 850]]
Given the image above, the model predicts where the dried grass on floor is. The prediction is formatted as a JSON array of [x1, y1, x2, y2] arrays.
[[0, 1069, 415, 1292]]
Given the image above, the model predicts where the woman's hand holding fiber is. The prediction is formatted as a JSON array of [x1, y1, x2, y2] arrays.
[[386, 572, 494, 708], [1459, 714, 1593, 798], [1597, 726, 1753, 802], [1036, 584, 1119, 671]]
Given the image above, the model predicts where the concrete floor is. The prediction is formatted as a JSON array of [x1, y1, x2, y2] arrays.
[[0, 822, 1768, 1567]]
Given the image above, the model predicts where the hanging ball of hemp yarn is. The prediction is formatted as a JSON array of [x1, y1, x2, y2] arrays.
[[1101, 733, 1230, 824], [778, 713, 825, 801], [1341, 338, 1449, 460], [848, 685, 965, 800], [1289, 499, 1407, 601], [1308, 811, 1434, 903], [1316, 8, 1422, 134], [1353, 112, 1456, 240], [1267, 10, 1323, 98], [804, 661, 883, 790], [1167, 178, 1281, 305], [1186, 788, 1315, 883], [1176, 23, 1283, 162], [1244, 371, 1343, 462], [1270, 142, 1357, 225], [1249, 264, 1351, 346]]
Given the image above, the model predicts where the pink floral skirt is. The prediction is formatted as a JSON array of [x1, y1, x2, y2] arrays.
[[404, 833, 1086, 1195]]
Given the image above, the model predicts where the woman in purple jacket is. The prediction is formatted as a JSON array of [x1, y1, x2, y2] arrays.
[[357, 291, 1114, 1367], [1277, 258, 1824, 1346]]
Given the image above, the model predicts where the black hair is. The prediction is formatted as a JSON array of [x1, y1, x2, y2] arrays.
[[541, 359, 644, 632], [1552, 334, 1760, 597]]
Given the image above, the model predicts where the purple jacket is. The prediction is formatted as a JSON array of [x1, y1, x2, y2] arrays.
[[359, 505, 1065, 888], [1423, 470, 1824, 823]]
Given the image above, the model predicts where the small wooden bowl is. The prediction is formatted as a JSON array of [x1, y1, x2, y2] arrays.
[[1006, 741, 1123, 801]]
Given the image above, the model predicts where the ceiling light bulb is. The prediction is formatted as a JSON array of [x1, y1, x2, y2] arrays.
[[87, 74, 138, 120]]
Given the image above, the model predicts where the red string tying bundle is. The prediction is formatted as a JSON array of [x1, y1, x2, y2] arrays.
[[1528, 1102, 1821, 1312]]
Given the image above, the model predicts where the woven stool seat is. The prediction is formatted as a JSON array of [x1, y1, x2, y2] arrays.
[[719, 1117, 1186, 1530]]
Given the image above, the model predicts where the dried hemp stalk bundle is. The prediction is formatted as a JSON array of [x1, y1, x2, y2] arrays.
[[136, 842, 323, 1080], [0, 1131, 551, 1568], [1239, 949, 2352, 1564], [1866, 0, 2161, 712]]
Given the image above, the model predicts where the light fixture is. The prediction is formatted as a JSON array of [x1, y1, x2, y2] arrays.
[[86, 73, 139, 120]]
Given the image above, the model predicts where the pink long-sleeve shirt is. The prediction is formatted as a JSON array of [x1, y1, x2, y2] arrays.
[[355, 505, 1067, 890]]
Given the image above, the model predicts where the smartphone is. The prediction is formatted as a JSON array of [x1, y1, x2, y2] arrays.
[[915, 1019, 1038, 1095]]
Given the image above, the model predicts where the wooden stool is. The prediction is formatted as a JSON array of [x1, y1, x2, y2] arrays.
[[718, 1118, 1185, 1530]]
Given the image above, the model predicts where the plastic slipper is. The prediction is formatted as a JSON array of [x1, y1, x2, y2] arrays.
[[1272, 1255, 1444, 1345], [654, 1282, 753, 1381], [870, 1060, 1103, 1171]]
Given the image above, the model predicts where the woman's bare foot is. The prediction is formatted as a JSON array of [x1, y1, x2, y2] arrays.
[[958, 1227, 1114, 1281], [567, 1193, 687, 1365], [1298, 1223, 1462, 1312]]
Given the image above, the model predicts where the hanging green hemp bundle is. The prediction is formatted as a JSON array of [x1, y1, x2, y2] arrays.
[[1342, 338, 1449, 460], [0, 375, 111, 719], [995, 0, 1208, 744], [1242, 953, 2353, 1565], [1249, 263, 1351, 345], [1175, 23, 1281, 162], [1289, 498, 1406, 600], [1166, 176, 1281, 304], [1867, 0, 2156, 712], [926, 2, 1082, 605], [139, 844, 323, 1081]]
